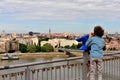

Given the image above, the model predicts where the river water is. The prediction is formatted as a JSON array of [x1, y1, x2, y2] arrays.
[[0, 57, 65, 66]]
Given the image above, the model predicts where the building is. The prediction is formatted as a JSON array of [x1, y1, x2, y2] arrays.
[[0, 41, 6, 52], [0, 39, 19, 53], [41, 38, 78, 50]]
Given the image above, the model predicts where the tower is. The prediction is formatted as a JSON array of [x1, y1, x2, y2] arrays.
[[48, 28, 52, 38], [1, 30, 6, 38]]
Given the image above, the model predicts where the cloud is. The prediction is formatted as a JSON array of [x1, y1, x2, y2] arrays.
[[0, 24, 18, 33], [0, 0, 120, 21]]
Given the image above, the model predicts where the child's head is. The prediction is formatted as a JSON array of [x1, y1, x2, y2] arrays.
[[94, 26, 104, 37]]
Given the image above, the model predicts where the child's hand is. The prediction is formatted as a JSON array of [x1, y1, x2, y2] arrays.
[[89, 32, 94, 38]]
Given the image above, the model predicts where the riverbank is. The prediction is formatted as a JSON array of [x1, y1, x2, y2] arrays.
[[0, 52, 66, 59], [0, 52, 83, 60], [19, 52, 69, 59], [0, 50, 118, 60]]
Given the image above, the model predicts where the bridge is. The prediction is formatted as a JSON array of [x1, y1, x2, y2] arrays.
[[0, 49, 120, 80]]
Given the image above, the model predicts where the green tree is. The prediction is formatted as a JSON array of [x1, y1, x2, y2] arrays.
[[64, 45, 70, 49], [70, 43, 77, 49], [38, 37, 49, 46], [19, 43, 27, 53], [41, 43, 54, 52], [35, 45, 41, 52], [77, 42, 82, 49], [27, 45, 36, 53]]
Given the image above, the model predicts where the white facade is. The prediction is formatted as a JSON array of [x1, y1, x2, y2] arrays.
[[41, 38, 78, 47]]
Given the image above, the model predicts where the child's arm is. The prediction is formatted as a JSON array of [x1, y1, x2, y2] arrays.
[[76, 34, 89, 42], [85, 33, 94, 48]]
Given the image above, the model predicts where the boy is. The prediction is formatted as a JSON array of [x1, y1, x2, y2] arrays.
[[86, 26, 105, 80]]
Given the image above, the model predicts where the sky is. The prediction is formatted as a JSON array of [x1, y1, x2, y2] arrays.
[[0, 0, 120, 34]]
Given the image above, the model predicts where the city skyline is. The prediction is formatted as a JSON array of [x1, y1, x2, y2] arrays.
[[0, 0, 120, 34]]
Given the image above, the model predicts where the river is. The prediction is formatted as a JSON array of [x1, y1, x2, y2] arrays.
[[0, 57, 64, 66]]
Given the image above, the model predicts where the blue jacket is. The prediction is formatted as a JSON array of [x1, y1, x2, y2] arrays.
[[85, 36, 105, 59], [76, 34, 89, 51]]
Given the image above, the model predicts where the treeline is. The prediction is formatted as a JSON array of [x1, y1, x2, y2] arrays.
[[19, 43, 54, 53], [19, 43, 82, 53]]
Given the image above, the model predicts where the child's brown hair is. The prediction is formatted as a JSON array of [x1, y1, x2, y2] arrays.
[[94, 26, 104, 37]]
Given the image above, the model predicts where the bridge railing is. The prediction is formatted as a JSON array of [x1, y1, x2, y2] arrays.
[[0, 57, 83, 80], [0, 50, 120, 80]]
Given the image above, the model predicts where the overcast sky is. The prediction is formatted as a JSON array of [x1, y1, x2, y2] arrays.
[[0, 0, 120, 34]]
